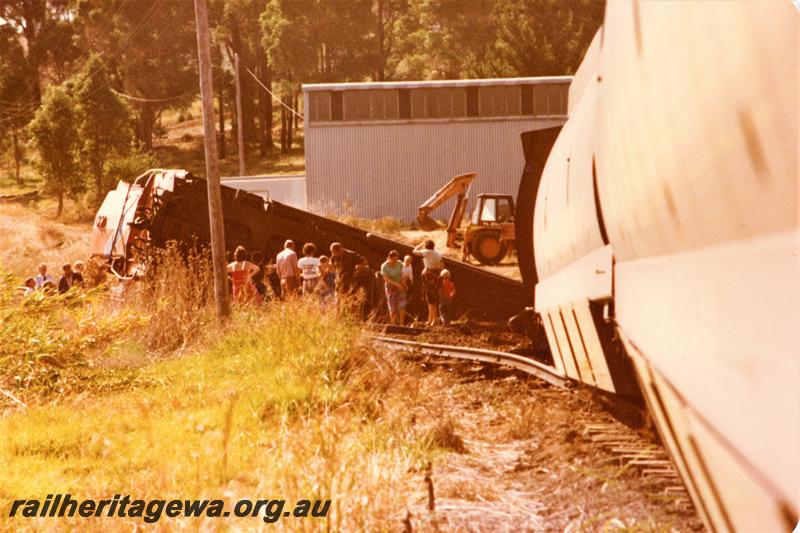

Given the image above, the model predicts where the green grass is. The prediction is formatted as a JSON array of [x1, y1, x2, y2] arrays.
[[0, 257, 436, 530]]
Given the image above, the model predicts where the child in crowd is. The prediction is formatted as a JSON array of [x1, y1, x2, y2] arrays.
[[317, 255, 336, 305], [439, 269, 456, 325], [297, 243, 321, 295], [21, 277, 35, 296], [73, 260, 85, 287], [249, 251, 268, 301], [401, 254, 415, 309], [402, 255, 414, 288]]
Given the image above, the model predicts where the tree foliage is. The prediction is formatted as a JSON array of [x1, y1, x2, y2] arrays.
[[28, 85, 82, 217], [262, 0, 374, 84], [408, 0, 603, 78], [0, 0, 80, 103], [0, 23, 35, 183], [74, 0, 198, 150], [72, 53, 133, 202], [3, 0, 604, 204]]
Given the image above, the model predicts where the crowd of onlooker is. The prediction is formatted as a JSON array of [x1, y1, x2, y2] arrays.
[[227, 239, 457, 326], [15, 239, 458, 326], [19, 261, 86, 296]]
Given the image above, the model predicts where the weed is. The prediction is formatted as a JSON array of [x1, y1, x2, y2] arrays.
[[426, 418, 468, 454]]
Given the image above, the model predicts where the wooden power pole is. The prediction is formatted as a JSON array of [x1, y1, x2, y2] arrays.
[[234, 52, 245, 177], [193, 0, 230, 319]]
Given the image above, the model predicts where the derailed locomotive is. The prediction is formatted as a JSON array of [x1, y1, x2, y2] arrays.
[[90, 169, 530, 321], [519, 1, 798, 530]]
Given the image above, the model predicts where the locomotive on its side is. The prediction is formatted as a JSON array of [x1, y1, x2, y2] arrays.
[[518, 1, 798, 530]]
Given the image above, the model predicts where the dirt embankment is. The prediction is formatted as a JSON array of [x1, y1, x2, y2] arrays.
[[397, 361, 703, 531]]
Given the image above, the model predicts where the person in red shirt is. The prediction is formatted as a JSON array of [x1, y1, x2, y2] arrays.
[[439, 269, 456, 325], [227, 245, 261, 304]]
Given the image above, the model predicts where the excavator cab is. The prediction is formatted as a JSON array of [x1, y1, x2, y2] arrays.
[[471, 194, 515, 225]]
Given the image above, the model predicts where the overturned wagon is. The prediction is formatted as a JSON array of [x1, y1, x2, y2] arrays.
[[91, 169, 529, 320]]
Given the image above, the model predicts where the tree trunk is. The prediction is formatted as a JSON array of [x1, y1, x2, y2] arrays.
[[218, 85, 226, 159], [256, 45, 273, 155], [294, 92, 299, 148], [11, 127, 22, 184], [377, 0, 386, 81], [286, 93, 293, 153], [231, 90, 238, 154], [266, 75, 274, 152], [56, 190, 64, 218], [136, 102, 157, 150], [279, 106, 285, 154]]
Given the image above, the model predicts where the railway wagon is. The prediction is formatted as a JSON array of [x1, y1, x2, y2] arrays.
[[518, 1, 799, 531]]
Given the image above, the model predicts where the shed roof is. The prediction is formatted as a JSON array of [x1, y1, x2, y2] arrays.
[[303, 76, 572, 92]]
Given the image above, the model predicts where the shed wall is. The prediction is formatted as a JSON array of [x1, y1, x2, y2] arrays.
[[305, 117, 565, 220], [220, 175, 306, 209]]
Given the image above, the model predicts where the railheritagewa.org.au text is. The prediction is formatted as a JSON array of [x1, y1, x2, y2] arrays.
[[9, 494, 330, 523]]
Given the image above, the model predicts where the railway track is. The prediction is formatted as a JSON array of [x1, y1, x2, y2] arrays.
[[369, 334, 567, 388], [369, 331, 696, 516]]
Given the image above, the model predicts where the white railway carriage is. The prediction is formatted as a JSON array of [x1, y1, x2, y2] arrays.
[[526, 1, 799, 531]]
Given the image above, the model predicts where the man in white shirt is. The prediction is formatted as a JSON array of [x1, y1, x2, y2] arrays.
[[413, 240, 444, 326], [34, 263, 55, 289], [275, 240, 300, 298], [297, 242, 321, 295]]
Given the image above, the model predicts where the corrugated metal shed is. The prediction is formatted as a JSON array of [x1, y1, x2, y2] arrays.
[[303, 77, 570, 220]]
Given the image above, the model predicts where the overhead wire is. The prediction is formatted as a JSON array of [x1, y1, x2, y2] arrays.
[[110, 88, 197, 103], [244, 66, 303, 120]]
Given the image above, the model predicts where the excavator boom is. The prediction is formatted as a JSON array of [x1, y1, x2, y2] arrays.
[[416, 172, 476, 231]]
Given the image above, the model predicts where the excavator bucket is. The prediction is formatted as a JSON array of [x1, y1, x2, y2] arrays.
[[416, 212, 443, 231]]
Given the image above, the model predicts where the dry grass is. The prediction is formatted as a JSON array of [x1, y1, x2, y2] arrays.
[[0, 203, 93, 278], [130, 243, 216, 354], [426, 419, 468, 454], [333, 214, 414, 236]]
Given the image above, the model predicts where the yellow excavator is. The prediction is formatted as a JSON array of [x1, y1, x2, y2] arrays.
[[416, 172, 516, 266]]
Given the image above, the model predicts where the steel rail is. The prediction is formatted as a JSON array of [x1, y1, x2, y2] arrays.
[[369, 335, 568, 388]]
